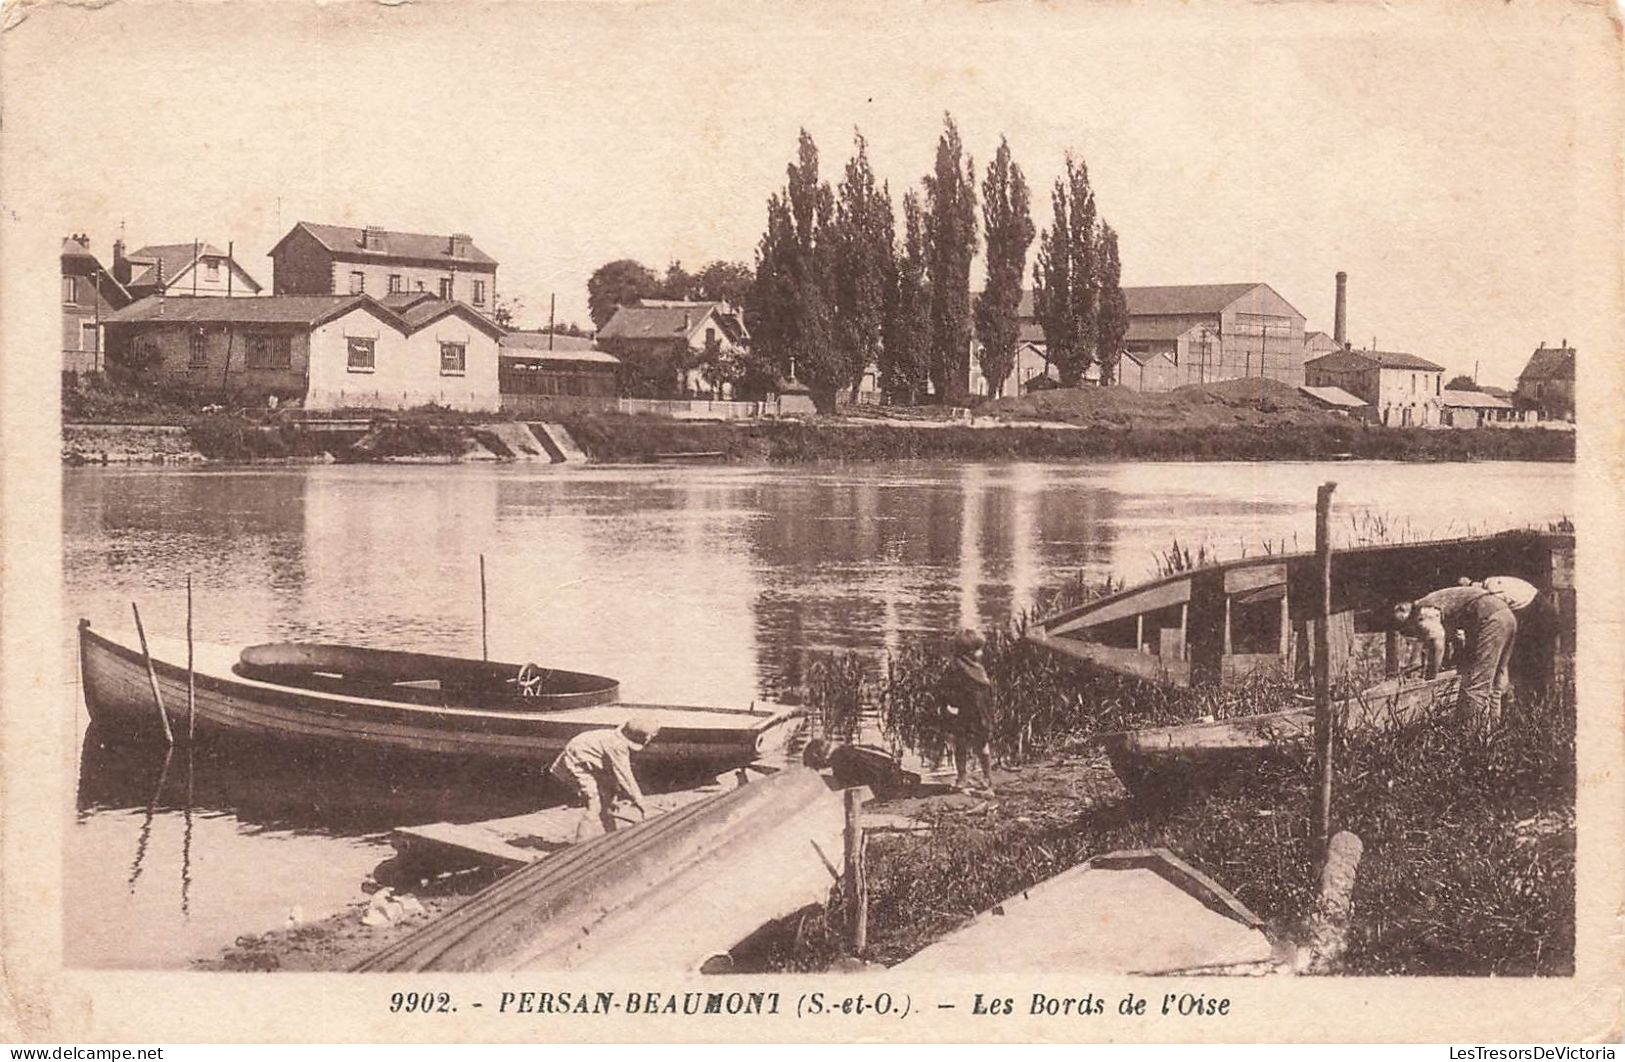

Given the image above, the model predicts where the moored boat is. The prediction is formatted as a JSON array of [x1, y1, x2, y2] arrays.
[[78, 620, 801, 774], [1029, 528, 1573, 691]]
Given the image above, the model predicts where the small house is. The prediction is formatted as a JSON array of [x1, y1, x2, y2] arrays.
[[113, 240, 263, 299], [1304, 348, 1444, 427], [61, 235, 132, 375], [103, 293, 503, 411], [1440, 388, 1517, 428], [597, 300, 750, 398], [1515, 342, 1575, 422], [499, 331, 621, 414]]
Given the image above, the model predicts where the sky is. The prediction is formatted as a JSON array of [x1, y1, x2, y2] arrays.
[[7, 0, 1621, 388]]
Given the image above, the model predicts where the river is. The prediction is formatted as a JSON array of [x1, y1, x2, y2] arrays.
[[61, 459, 1572, 968]]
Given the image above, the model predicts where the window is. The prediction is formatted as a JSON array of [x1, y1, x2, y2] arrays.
[[440, 341, 466, 375], [347, 337, 376, 372], [472, 280, 485, 305], [349, 271, 365, 295], [62, 276, 77, 303], [205, 259, 221, 282], [415, 279, 425, 291], [81, 323, 99, 353], [246, 333, 291, 370], [439, 277, 454, 300], [388, 274, 403, 294], [188, 329, 207, 367]]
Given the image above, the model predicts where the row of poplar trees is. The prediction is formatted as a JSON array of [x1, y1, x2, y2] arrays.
[[749, 114, 1129, 412]]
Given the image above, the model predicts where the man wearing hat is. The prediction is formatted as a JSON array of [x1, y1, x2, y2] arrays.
[[549, 714, 660, 840], [939, 629, 998, 797]]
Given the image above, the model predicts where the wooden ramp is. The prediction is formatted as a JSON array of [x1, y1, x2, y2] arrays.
[[391, 764, 775, 870], [356, 768, 847, 973]]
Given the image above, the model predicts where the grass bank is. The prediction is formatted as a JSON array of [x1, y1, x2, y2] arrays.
[[777, 588, 1574, 975]]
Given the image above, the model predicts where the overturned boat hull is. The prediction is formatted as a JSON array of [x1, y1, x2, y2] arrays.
[[1101, 669, 1460, 800], [354, 768, 844, 973]]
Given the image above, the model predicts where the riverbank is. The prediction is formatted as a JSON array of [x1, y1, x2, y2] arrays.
[[63, 377, 1574, 465]]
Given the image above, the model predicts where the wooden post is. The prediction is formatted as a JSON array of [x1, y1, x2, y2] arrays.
[[186, 574, 196, 742], [131, 603, 174, 747], [1313, 482, 1337, 862], [1384, 629, 1400, 679], [480, 553, 489, 661], [843, 788, 867, 955]]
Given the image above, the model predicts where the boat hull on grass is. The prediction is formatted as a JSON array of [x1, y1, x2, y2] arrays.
[[1102, 670, 1459, 801], [79, 621, 801, 775]]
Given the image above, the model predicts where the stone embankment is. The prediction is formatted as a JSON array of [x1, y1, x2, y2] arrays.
[[63, 423, 207, 465]]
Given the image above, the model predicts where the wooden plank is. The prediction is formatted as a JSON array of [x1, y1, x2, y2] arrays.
[[1046, 577, 1192, 636], [1224, 562, 1287, 595]]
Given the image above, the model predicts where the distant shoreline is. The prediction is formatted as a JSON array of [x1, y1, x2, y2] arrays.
[[61, 412, 1576, 467]]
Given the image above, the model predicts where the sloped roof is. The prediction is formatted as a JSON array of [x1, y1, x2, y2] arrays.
[[62, 238, 97, 260], [1440, 388, 1513, 409], [124, 243, 263, 293], [276, 222, 497, 268], [395, 297, 505, 337], [500, 345, 620, 366], [105, 294, 372, 326], [1123, 348, 1176, 366], [1015, 282, 1286, 321], [1518, 346, 1575, 381], [1123, 283, 1268, 317], [599, 301, 745, 343], [500, 331, 599, 353], [1126, 317, 1207, 342], [1299, 385, 1368, 409], [1305, 348, 1444, 373]]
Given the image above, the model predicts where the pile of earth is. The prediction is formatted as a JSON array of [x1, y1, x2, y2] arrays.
[[981, 378, 1347, 429]]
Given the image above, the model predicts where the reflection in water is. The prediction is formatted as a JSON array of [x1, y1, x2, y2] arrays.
[[63, 459, 1573, 967]]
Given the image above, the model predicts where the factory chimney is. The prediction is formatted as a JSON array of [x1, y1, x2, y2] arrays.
[[1333, 271, 1348, 348]]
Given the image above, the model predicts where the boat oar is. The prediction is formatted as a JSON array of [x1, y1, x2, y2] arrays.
[[131, 602, 174, 747]]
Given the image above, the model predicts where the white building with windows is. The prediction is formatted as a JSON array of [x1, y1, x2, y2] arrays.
[[102, 293, 502, 411]]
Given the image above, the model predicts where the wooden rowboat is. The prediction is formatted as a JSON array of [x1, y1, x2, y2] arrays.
[[1029, 529, 1573, 691], [1101, 669, 1459, 801], [78, 620, 801, 774]]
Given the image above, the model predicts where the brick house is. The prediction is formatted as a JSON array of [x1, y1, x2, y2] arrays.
[[102, 292, 503, 411], [1515, 342, 1575, 422], [61, 235, 132, 374], [113, 240, 263, 299], [1304, 348, 1445, 427], [269, 222, 498, 311]]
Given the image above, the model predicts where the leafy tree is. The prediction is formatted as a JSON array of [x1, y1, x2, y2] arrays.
[[491, 291, 524, 329], [692, 261, 755, 306], [586, 259, 658, 329], [1034, 155, 1100, 387], [750, 130, 842, 412], [1446, 374, 1480, 391], [882, 191, 932, 404], [658, 261, 695, 301], [923, 113, 979, 404], [539, 321, 591, 338], [1095, 223, 1128, 386], [696, 330, 745, 399], [833, 130, 896, 399], [972, 136, 1034, 399]]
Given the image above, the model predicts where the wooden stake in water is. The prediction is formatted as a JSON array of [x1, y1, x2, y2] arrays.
[[186, 574, 196, 742], [1313, 482, 1337, 862], [132, 602, 174, 746], [843, 787, 867, 955], [480, 554, 489, 661]]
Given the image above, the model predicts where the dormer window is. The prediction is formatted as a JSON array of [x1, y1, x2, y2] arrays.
[[205, 258, 221, 282]]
